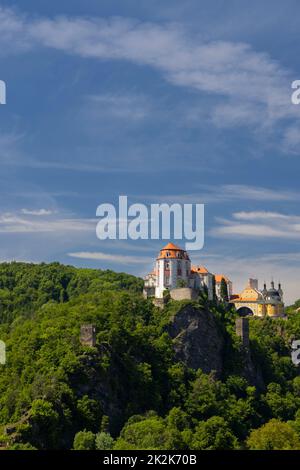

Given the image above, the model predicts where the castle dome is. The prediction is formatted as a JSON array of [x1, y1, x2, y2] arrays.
[[266, 287, 281, 304], [157, 242, 190, 260]]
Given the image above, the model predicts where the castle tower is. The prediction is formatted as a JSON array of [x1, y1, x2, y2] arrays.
[[248, 278, 258, 290], [80, 324, 97, 347], [155, 243, 191, 298], [235, 317, 249, 348]]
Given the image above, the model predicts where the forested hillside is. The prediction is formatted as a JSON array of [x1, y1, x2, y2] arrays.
[[0, 262, 300, 450]]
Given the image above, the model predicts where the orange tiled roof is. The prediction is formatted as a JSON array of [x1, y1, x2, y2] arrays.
[[215, 274, 230, 283], [157, 242, 190, 260], [161, 242, 184, 251], [191, 265, 209, 274]]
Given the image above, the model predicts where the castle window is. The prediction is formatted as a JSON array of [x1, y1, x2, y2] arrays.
[[177, 260, 182, 275]]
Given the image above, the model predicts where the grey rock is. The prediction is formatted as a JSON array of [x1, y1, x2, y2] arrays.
[[166, 304, 224, 376]]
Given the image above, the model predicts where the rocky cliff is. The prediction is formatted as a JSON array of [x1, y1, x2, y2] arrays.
[[166, 303, 224, 376], [166, 302, 264, 389]]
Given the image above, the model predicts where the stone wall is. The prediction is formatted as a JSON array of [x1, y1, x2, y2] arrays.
[[170, 287, 198, 301], [235, 317, 249, 348]]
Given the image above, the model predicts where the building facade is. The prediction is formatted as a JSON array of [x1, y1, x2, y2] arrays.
[[215, 274, 233, 299], [230, 279, 284, 317], [143, 242, 231, 301]]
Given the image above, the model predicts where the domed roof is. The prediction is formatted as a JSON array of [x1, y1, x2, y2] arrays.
[[267, 288, 281, 298], [265, 287, 282, 305], [157, 242, 190, 260]]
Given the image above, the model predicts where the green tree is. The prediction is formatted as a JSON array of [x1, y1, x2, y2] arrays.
[[95, 432, 114, 450], [114, 414, 172, 450], [191, 416, 238, 450], [100, 415, 110, 433], [73, 430, 96, 450], [247, 419, 300, 450], [28, 399, 60, 449], [220, 278, 229, 303], [76, 395, 102, 432]]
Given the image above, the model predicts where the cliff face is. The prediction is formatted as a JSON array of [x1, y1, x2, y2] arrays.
[[165, 303, 265, 390], [166, 304, 224, 376]]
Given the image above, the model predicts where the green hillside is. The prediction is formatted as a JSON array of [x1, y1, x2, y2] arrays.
[[0, 262, 300, 450]]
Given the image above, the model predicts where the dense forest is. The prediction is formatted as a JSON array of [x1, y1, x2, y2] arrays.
[[0, 261, 300, 450]]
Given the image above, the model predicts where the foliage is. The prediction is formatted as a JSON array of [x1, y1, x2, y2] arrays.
[[95, 431, 114, 450], [73, 430, 95, 450], [190, 416, 239, 450], [247, 419, 300, 450], [0, 262, 300, 450], [220, 278, 229, 303]]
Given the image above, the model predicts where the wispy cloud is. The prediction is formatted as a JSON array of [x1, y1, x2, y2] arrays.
[[86, 93, 150, 121], [0, 210, 95, 233], [0, 7, 299, 150], [232, 211, 300, 222], [21, 208, 55, 216], [137, 184, 300, 204], [214, 210, 300, 240], [68, 251, 151, 265], [217, 185, 300, 202]]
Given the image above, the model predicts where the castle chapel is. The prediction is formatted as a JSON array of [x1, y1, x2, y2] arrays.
[[230, 278, 284, 317]]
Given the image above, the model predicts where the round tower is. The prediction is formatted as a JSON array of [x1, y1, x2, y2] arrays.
[[155, 243, 191, 298]]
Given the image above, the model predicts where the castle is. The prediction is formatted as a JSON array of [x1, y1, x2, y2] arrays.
[[143, 242, 231, 301], [143, 243, 285, 317]]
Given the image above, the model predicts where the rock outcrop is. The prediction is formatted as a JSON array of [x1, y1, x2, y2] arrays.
[[165, 303, 265, 390], [166, 304, 224, 376]]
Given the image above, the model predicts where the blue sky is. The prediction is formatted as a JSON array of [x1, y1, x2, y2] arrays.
[[1, 1, 300, 303]]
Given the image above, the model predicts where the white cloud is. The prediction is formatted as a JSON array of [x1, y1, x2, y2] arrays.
[[233, 211, 300, 222], [87, 93, 150, 121], [21, 208, 55, 216], [218, 185, 299, 202], [68, 251, 151, 265], [137, 184, 300, 204], [0, 7, 299, 148], [0, 211, 95, 233], [214, 210, 300, 240]]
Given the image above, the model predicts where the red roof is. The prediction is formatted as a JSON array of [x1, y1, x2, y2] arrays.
[[191, 265, 209, 274], [157, 242, 190, 260], [215, 274, 230, 283], [161, 242, 184, 251]]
